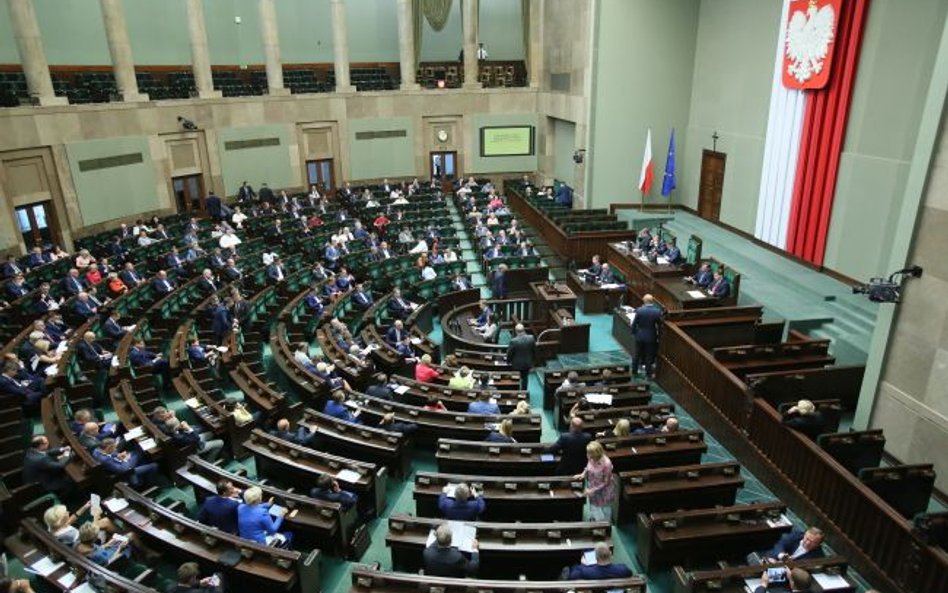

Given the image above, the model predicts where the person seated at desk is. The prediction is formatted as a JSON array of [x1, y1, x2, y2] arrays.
[[452, 273, 472, 291], [685, 262, 713, 288], [468, 300, 493, 327], [310, 474, 358, 512], [423, 523, 480, 578], [352, 283, 374, 310], [448, 366, 475, 390], [238, 486, 294, 548], [22, 435, 74, 499], [93, 438, 161, 488], [555, 371, 585, 393], [752, 567, 814, 593], [73, 291, 99, 319], [597, 418, 631, 439], [485, 418, 516, 443], [164, 417, 224, 462], [781, 399, 826, 441], [588, 255, 603, 277], [388, 288, 417, 320], [474, 313, 499, 342], [198, 480, 242, 534], [633, 411, 661, 435], [467, 391, 500, 415], [385, 320, 408, 346], [565, 542, 633, 580], [76, 522, 133, 568], [707, 269, 731, 298], [647, 234, 666, 256], [270, 417, 316, 447], [636, 227, 652, 251], [439, 482, 486, 521], [129, 337, 171, 386], [421, 264, 437, 282], [151, 270, 176, 295], [103, 308, 130, 345], [597, 263, 617, 285], [396, 335, 417, 360], [484, 243, 503, 260], [415, 354, 441, 382], [664, 239, 682, 264], [763, 526, 826, 563]]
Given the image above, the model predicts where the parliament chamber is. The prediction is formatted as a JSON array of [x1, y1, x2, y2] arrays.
[[1, 2, 948, 593]]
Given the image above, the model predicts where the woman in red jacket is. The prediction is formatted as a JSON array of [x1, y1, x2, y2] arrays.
[[414, 354, 440, 383]]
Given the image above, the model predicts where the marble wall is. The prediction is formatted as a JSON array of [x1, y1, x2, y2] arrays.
[[872, 114, 948, 493], [0, 88, 538, 253]]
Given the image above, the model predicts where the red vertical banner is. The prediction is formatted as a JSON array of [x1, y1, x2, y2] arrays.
[[786, 0, 870, 265]]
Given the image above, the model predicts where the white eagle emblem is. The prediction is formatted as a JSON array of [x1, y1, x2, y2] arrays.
[[785, 1, 836, 83]]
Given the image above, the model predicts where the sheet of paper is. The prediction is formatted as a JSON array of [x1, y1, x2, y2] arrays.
[[72, 582, 97, 593], [581, 550, 597, 565], [138, 437, 158, 451], [410, 337, 423, 345], [584, 393, 613, 406], [214, 346, 229, 353], [686, 290, 708, 299], [442, 483, 458, 498], [44, 365, 58, 377], [90, 493, 101, 517], [57, 571, 77, 588], [600, 283, 621, 289], [103, 497, 129, 513], [656, 256, 670, 265], [426, 521, 477, 553], [336, 469, 362, 483], [29, 556, 64, 577], [56, 341, 69, 355], [812, 573, 850, 590], [185, 397, 200, 408], [110, 355, 119, 368], [124, 426, 144, 440], [765, 514, 792, 528], [393, 385, 410, 395]]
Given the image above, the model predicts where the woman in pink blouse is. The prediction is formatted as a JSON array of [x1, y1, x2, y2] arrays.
[[575, 440, 615, 521]]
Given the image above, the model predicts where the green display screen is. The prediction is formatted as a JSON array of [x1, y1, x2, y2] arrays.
[[480, 126, 535, 157]]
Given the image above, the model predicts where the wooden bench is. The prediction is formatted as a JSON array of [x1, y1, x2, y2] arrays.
[[543, 365, 633, 409], [386, 513, 612, 580], [104, 484, 318, 592], [176, 454, 357, 555], [349, 567, 646, 593], [859, 464, 936, 519], [300, 407, 411, 477], [552, 382, 651, 424], [617, 461, 744, 523], [817, 430, 886, 475], [672, 555, 854, 593], [745, 365, 865, 411], [413, 471, 586, 522], [560, 402, 675, 433], [244, 428, 387, 517], [636, 501, 792, 570], [712, 341, 835, 377]]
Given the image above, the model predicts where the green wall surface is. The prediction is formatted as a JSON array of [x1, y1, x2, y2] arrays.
[[346, 0, 399, 62], [421, 0, 463, 62], [679, 0, 779, 234], [65, 136, 159, 226], [586, 0, 698, 210], [126, 0, 190, 65], [468, 113, 539, 174], [348, 117, 416, 180], [216, 125, 294, 196], [0, 3, 18, 64], [478, 0, 525, 61], [204, 0, 265, 66], [276, 0, 334, 64], [35, 0, 111, 65], [552, 117, 577, 188], [822, 0, 948, 279]]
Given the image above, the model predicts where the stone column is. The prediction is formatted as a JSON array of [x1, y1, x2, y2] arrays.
[[330, 0, 355, 92], [100, 0, 148, 101], [6, 0, 67, 105], [528, 0, 543, 88], [258, 0, 289, 95], [185, 0, 221, 98], [396, 0, 419, 90], [462, 0, 481, 89]]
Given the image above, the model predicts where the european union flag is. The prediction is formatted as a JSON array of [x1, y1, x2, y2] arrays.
[[661, 129, 676, 198]]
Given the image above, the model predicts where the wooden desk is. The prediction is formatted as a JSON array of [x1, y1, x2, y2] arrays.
[[530, 281, 577, 318], [349, 567, 647, 593], [617, 461, 744, 523], [673, 556, 854, 593], [636, 501, 792, 570], [566, 272, 624, 314], [413, 472, 586, 522], [607, 241, 692, 306], [652, 277, 722, 310], [301, 407, 411, 477], [386, 513, 611, 580]]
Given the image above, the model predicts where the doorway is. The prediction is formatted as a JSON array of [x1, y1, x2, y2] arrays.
[[697, 150, 726, 221], [430, 151, 457, 193], [172, 174, 206, 214], [306, 159, 335, 196], [14, 201, 59, 249]]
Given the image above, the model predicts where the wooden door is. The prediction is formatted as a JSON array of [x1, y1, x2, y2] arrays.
[[306, 159, 335, 196], [14, 201, 60, 249], [172, 174, 206, 214], [430, 151, 457, 193], [698, 150, 726, 221]]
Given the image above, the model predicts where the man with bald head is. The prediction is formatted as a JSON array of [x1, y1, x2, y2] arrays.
[[548, 416, 592, 475], [631, 293, 662, 378], [506, 323, 536, 390]]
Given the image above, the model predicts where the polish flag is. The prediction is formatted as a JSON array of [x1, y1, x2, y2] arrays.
[[638, 129, 654, 194]]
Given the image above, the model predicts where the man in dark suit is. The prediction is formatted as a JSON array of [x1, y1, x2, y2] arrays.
[[0, 361, 44, 408], [385, 320, 406, 345], [211, 298, 233, 345], [764, 527, 826, 563], [5, 274, 30, 299], [223, 259, 243, 283], [197, 480, 242, 534], [92, 438, 161, 488], [597, 263, 616, 285], [102, 309, 129, 345], [62, 269, 85, 295], [566, 542, 634, 580], [22, 435, 74, 499], [352, 283, 373, 310], [423, 523, 480, 577], [3, 255, 24, 278], [686, 262, 713, 288], [169, 562, 224, 593], [151, 270, 176, 295], [664, 239, 682, 263], [205, 192, 223, 219], [130, 337, 171, 385], [707, 270, 731, 298], [631, 294, 662, 378], [120, 263, 144, 287], [506, 323, 536, 390], [237, 181, 256, 202], [548, 417, 592, 475], [452, 273, 472, 291], [387, 288, 414, 320], [258, 183, 274, 203], [309, 474, 358, 511], [491, 264, 508, 299], [438, 483, 486, 521], [266, 257, 285, 284], [269, 417, 315, 446], [198, 269, 218, 295], [73, 293, 98, 320]]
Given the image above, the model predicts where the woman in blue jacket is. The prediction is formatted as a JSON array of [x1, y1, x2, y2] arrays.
[[237, 486, 293, 547]]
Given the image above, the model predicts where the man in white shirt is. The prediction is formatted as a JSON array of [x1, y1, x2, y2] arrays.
[[477, 43, 488, 60]]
